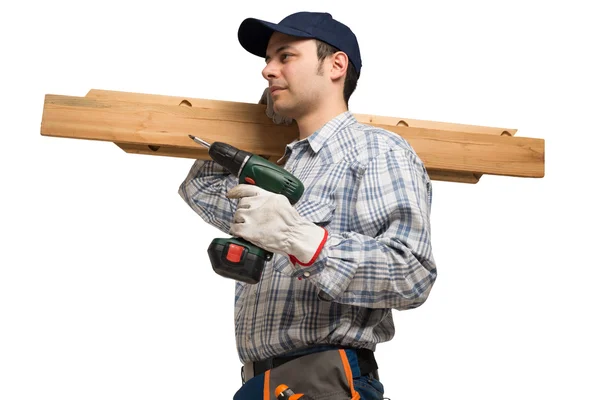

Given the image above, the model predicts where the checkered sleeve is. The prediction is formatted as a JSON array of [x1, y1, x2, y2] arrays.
[[307, 147, 437, 310], [178, 159, 240, 234]]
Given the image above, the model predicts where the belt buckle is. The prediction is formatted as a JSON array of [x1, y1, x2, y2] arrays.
[[241, 362, 255, 383]]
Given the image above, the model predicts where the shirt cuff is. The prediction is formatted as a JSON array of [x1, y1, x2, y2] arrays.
[[288, 229, 329, 280], [296, 232, 360, 300]]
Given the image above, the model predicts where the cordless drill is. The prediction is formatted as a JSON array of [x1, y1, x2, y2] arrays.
[[189, 135, 304, 284]]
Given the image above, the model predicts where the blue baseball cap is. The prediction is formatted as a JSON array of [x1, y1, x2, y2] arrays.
[[238, 11, 362, 77]]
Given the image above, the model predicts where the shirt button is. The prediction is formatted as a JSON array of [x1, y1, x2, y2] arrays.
[[303, 271, 310, 278]]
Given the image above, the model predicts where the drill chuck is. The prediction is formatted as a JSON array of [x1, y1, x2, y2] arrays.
[[208, 142, 252, 177]]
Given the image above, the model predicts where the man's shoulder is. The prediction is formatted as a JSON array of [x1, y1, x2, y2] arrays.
[[351, 120, 410, 146], [331, 119, 420, 165]]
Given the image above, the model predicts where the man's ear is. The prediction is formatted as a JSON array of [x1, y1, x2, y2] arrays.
[[330, 51, 349, 81]]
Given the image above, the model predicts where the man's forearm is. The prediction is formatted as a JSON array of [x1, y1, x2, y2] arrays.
[[285, 230, 437, 310], [178, 159, 239, 234]]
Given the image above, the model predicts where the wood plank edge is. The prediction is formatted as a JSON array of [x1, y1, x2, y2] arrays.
[[115, 143, 483, 183]]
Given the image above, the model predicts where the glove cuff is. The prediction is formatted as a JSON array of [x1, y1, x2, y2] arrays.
[[288, 224, 328, 267]]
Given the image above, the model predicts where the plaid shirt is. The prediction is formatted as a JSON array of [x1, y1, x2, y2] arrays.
[[179, 111, 437, 363]]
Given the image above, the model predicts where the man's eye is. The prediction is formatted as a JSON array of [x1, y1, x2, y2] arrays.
[[281, 54, 290, 61]]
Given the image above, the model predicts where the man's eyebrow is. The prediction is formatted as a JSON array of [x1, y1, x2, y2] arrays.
[[265, 45, 294, 62]]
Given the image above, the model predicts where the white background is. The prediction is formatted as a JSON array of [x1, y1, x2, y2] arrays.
[[1, 1, 598, 399]]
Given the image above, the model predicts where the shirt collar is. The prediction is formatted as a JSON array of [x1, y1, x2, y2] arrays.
[[276, 111, 357, 163], [305, 111, 357, 154]]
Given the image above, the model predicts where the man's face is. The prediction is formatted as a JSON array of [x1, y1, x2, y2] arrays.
[[262, 32, 328, 119]]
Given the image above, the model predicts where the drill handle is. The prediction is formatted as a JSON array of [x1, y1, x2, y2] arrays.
[[240, 155, 304, 204]]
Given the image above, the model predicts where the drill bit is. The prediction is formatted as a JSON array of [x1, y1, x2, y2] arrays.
[[188, 135, 211, 149]]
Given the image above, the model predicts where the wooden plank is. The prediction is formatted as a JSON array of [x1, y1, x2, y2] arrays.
[[41, 93, 545, 181], [355, 114, 517, 136], [114, 142, 209, 159], [85, 89, 515, 183], [86, 89, 518, 137], [427, 169, 480, 184]]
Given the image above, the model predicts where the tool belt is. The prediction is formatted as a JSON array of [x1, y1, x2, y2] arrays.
[[244, 347, 378, 381], [236, 347, 378, 400]]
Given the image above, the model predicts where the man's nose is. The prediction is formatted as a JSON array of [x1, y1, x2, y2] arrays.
[[262, 62, 279, 80]]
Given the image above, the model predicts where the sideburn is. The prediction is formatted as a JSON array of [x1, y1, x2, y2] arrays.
[[316, 59, 325, 76]]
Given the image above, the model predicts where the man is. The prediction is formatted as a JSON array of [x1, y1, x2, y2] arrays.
[[179, 11, 437, 399]]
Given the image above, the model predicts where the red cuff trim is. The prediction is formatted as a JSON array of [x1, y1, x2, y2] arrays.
[[289, 228, 328, 267]]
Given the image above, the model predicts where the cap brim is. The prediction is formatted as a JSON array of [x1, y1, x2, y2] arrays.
[[238, 18, 314, 58]]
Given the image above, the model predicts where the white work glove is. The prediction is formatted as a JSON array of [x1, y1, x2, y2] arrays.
[[226, 184, 328, 266], [259, 87, 294, 125]]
